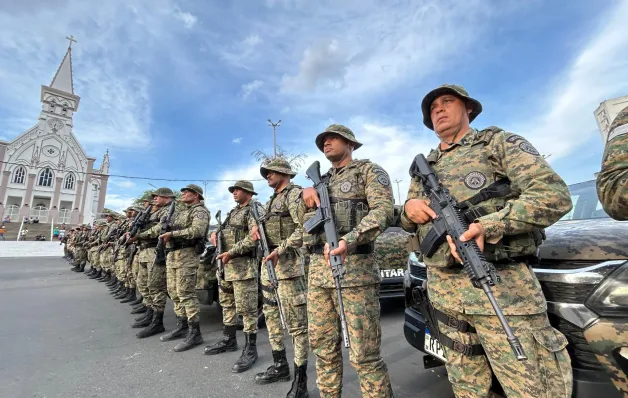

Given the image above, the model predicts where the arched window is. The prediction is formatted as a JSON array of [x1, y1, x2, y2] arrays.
[[37, 168, 54, 187], [64, 173, 75, 190], [12, 166, 26, 184]]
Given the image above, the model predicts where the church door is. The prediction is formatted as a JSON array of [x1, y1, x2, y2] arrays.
[[6, 205, 20, 222], [30, 205, 49, 223]]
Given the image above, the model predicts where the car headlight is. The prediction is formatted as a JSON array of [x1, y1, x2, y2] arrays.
[[408, 251, 420, 268], [585, 262, 628, 317]]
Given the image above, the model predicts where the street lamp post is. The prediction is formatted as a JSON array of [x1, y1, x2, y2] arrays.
[[268, 119, 281, 158], [393, 179, 402, 205]]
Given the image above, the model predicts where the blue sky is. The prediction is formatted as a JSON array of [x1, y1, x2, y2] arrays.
[[1, 0, 627, 217]]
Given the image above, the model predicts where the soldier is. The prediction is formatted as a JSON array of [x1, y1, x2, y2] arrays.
[[401, 84, 573, 397], [204, 180, 260, 373], [597, 105, 628, 221], [132, 187, 176, 338], [300, 124, 394, 397], [130, 195, 157, 314], [249, 159, 309, 397], [157, 184, 210, 352], [96, 212, 117, 283], [113, 208, 138, 302], [122, 205, 145, 305]]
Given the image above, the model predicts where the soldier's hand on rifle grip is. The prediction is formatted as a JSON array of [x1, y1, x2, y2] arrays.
[[210, 232, 217, 247], [404, 199, 438, 225], [217, 252, 232, 265], [263, 249, 279, 266], [325, 240, 348, 266], [250, 226, 261, 241], [446, 222, 486, 263], [159, 231, 173, 243], [302, 187, 321, 208]]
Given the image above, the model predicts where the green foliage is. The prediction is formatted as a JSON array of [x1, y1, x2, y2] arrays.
[[132, 189, 182, 205], [251, 145, 307, 171]]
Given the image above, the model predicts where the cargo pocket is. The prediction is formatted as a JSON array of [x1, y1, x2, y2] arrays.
[[290, 293, 308, 330], [532, 326, 573, 398]]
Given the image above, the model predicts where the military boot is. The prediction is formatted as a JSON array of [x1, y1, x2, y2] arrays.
[[255, 349, 290, 384], [136, 311, 165, 338], [106, 276, 118, 287], [85, 267, 95, 276], [131, 304, 147, 315], [89, 270, 102, 279], [98, 271, 110, 282], [78, 263, 86, 272], [131, 308, 153, 328], [129, 295, 143, 306], [286, 361, 309, 398], [70, 263, 80, 272], [173, 321, 203, 352], [120, 288, 136, 303], [113, 287, 128, 299], [110, 280, 123, 293], [160, 316, 188, 342], [204, 325, 238, 355], [232, 333, 258, 373]]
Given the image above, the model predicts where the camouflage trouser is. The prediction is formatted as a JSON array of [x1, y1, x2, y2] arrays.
[[148, 262, 168, 312], [219, 278, 258, 334], [89, 248, 99, 268], [167, 264, 200, 322], [437, 309, 572, 398], [129, 252, 139, 289], [583, 319, 628, 395], [308, 283, 393, 398], [99, 248, 113, 272], [261, 267, 309, 366], [137, 263, 151, 307], [77, 248, 87, 264], [115, 259, 127, 285]]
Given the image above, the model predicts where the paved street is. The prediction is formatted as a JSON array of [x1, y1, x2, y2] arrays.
[[0, 258, 453, 398]]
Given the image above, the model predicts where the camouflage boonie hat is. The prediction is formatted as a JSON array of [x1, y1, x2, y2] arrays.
[[140, 192, 155, 202], [153, 187, 175, 198], [315, 124, 363, 152], [130, 205, 143, 212], [228, 180, 257, 195], [421, 84, 482, 130], [260, 158, 297, 179], [103, 212, 117, 219], [607, 106, 628, 141], [181, 184, 204, 199]]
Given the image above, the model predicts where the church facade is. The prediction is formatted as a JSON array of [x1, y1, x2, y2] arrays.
[[0, 41, 109, 225]]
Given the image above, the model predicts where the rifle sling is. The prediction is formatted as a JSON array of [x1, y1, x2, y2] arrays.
[[438, 332, 485, 357]]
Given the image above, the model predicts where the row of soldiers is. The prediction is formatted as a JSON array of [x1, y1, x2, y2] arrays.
[[61, 83, 628, 398]]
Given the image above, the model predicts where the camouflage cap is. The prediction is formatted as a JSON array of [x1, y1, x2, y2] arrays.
[[153, 187, 176, 198], [260, 158, 297, 179], [103, 211, 117, 219], [141, 192, 155, 202], [181, 184, 204, 199], [130, 205, 144, 212], [421, 84, 482, 130], [315, 124, 363, 152], [608, 105, 628, 141], [228, 180, 257, 195]]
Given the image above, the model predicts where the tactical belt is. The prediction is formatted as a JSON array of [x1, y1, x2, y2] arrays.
[[438, 333, 485, 357], [169, 240, 197, 251], [262, 296, 278, 307], [139, 241, 158, 249], [433, 307, 476, 333], [219, 284, 234, 294], [260, 283, 275, 294], [309, 243, 374, 255]]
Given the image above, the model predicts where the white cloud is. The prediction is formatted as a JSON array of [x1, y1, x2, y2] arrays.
[[232, 137, 242, 144], [115, 180, 136, 189], [221, 34, 264, 69], [174, 10, 197, 29], [240, 80, 264, 99], [104, 194, 135, 213], [517, 0, 628, 161]]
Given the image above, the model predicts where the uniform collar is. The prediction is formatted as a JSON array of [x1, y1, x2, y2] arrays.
[[430, 128, 477, 161]]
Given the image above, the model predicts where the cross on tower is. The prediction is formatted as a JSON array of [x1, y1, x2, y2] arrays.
[[66, 35, 77, 48]]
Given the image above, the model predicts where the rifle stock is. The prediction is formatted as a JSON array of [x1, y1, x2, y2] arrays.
[[410, 153, 527, 361], [154, 200, 176, 266], [305, 160, 350, 348]]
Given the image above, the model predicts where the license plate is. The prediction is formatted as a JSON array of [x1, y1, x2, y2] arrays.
[[424, 328, 446, 362]]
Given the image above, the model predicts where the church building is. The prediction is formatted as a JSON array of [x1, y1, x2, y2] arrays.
[[0, 39, 109, 225]]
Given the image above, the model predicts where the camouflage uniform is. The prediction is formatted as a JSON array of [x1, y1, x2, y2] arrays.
[[597, 105, 628, 221], [401, 85, 574, 398], [300, 124, 394, 398], [204, 180, 260, 373], [159, 184, 210, 351], [253, 159, 310, 392]]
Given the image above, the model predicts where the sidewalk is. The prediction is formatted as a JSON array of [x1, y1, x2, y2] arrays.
[[0, 241, 64, 258]]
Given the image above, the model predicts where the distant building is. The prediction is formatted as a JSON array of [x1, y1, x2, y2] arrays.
[[0, 40, 109, 225], [594, 95, 628, 142]]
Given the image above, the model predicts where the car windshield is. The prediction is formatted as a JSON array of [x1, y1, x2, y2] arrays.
[[559, 180, 609, 221]]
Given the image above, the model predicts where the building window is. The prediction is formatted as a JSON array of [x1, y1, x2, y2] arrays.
[[12, 166, 26, 184], [37, 168, 54, 187], [64, 173, 75, 190]]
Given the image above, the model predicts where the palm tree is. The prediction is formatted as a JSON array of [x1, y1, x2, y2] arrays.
[[251, 145, 307, 170]]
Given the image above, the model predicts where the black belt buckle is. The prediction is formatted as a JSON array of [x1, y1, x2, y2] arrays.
[[453, 340, 471, 356]]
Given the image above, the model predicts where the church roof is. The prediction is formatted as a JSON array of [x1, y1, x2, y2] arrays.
[[50, 46, 74, 94]]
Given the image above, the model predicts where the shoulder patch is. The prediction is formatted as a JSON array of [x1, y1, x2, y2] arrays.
[[340, 181, 352, 193], [377, 174, 390, 187], [519, 141, 540, 156], [464, 171, 487, 190], [505, 134, 525, 144]]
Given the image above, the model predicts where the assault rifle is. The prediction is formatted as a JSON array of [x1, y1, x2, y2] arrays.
[[410, 153, 527, 361], [154, 199, 176, 266], [303, 160, 350, 348], [250, 201, 287, 330], [214, 210, 224, 286], [119, 205, 152, 264]]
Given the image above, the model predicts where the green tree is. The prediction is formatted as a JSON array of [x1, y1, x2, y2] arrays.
[[251, 145, 307, 170], [132, 189, 182, 205], [102, 207, 115, 213]]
